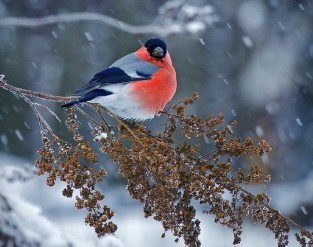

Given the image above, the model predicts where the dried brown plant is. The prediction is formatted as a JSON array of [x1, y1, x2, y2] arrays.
[[1, 76, 313, 247]]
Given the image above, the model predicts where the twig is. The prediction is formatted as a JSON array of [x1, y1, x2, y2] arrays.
[[33, 102, 61, 122], [96, 105, 144, 146], [92, 104, 111, 132], [113, 117, 144, 146], [18, 93, 56, 138], [1, 77, 62, 137], [239, 187, 310, 235], [197, 151, 215, 161], [159, 110, 184, 119], [75, 106, 103, 127], [0, 78, 75, 102]]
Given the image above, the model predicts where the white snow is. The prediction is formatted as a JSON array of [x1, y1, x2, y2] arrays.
[[265, 102, 280, 115], [300, 206, 308, 215], [204, 136, 209, 144], [296, 118, 303, 126], [306, 72, 313, 79], [23, 121, 31, 130], [223, 78, 229, 84], [51, 30, 58, 39], [0, 134, 8, 146], [278, 21, 286, 31], [269, 171, 313, 215], [94, 132, 108, 141], [242, 35, 253, 47], [31, 61, 38, 69], [261, 153, 269, 164], [6, 193, 70, 246], [84, 32, 94, 42], [182, 5, 199, 16], [186, 22, 206, 34], [14, 129, 24, 141], [199, 38, 205, 45], [255, 125, 264, 137]]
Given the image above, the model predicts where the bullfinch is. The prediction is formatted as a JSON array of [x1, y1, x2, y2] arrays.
[[62, 38, 177, 121]]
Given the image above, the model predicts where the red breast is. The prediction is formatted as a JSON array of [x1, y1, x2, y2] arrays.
[[131, 46, 177, 114]]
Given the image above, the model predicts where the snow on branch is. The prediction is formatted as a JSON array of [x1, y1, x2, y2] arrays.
[[0, 0, 218, 36]]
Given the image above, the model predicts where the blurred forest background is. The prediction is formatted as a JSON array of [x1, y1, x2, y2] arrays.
[[1, 0, 313, 246]]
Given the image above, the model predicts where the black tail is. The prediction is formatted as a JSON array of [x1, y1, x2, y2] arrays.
[[61, 89, 112, 107]]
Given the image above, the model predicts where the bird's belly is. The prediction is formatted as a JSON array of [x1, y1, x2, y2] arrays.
[[90, 93, 155, 121]]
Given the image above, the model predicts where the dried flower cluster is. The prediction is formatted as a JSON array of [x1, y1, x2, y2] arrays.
[[96, 93, 274, 246], [1, 77, 313, 246], [35, 110, 116, 236]]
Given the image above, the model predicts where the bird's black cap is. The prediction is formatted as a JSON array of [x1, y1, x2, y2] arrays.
[[145, 38, 167, 58]]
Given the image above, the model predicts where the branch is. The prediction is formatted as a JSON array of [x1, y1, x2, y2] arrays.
[[0, 2, 218, 37], [17, 91, 55, 137], [0, 12, 159, 34], [0, 76, 71, 137], [0, 78, 74, 102], [239, 187, 308, 234]]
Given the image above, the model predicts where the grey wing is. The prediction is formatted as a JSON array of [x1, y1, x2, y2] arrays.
[[74, 53, 160, 96], [110, 53, 160, 79]]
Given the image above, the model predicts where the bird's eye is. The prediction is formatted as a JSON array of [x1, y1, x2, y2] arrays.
[[151, 46, 165, 59]]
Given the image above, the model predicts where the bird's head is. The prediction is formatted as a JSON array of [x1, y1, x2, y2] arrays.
[[144, 38, 167, 59], [135, 38, 173, 67]]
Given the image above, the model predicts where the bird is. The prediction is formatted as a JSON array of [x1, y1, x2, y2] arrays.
[[62, 38, 177, 121]]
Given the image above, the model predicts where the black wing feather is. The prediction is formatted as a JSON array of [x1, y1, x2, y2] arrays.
[[74, 67, 150, 96], [62, 89, 112, 107]]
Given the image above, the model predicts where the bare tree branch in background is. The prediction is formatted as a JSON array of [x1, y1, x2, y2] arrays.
[[0, 0, 218, 36]]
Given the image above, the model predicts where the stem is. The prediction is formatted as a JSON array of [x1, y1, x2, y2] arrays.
[[101, 106, 145, 145], [239, 187, 310, 235], [75, 106, 103, 127], [111, 114, 144, 146]]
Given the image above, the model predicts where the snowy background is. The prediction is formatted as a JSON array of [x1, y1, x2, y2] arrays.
[[1, 0, 313, 246]]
